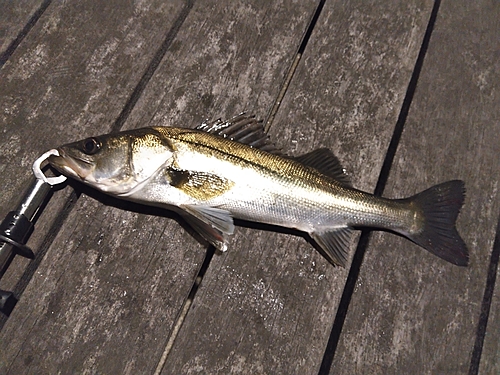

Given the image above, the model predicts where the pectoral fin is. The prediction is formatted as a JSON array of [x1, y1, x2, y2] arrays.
[[167, 168, 234, 201], [181, 205, 234, 252], [310, 226, 352, 267]]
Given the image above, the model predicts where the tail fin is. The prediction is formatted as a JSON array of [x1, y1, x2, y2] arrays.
[[404, 180, 469, 266]]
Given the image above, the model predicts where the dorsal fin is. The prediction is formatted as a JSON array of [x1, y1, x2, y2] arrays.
[[292, 148, 351, 186], [196, 113, 282, 154]]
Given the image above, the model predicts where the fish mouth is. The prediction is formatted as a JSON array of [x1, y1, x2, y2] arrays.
[[48, 148, 94, 180]]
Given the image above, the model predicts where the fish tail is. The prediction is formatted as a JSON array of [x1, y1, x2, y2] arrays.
[[403, 180, 468, 266]]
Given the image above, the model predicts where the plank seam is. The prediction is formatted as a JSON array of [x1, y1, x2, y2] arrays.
[[154, 246, 215, 374], [0, 0, 52, 69], [265, 0, 326, 132], [154, 2, 328, 370], [468, 212, 500, 375], [318, 0, 442, 373], [111, 0, 195, 133]]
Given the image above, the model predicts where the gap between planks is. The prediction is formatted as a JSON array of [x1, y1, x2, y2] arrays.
[[468, 212, 500, 375], [265, 0, 327, 132], [154, 246, 214, 374], [0, 0, 52, 68]]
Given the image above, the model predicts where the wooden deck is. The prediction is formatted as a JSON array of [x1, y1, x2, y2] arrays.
[[0, 1, 498, 374]]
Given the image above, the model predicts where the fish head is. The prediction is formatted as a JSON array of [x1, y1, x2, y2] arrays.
[[48, 128, 174, 195]]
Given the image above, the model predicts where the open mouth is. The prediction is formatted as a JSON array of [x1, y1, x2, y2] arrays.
[[48, 148, 93, 180]]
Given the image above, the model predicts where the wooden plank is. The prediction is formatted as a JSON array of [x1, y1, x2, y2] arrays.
[[0, 0, 188, 373], [0, 0, 46, 58], [0, 0, 321, 373], [122, 0, 318, 127], [331, 1, 500, 373], [479, 220, 500, 375], [161, 1, 434, 374]]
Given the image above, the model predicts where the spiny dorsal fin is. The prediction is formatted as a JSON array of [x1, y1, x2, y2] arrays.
[[293, 148, 351, 186], [196, 113, 282, 154]]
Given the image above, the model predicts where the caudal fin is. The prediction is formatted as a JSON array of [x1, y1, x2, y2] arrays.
[[404, 180, 468, 266]]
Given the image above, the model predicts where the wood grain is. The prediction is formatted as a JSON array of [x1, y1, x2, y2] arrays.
[[0, 0, 46, 58], [331, 1, 500, 374]]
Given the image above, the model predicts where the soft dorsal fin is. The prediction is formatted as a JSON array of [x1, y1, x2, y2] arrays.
[[196, 113, 282, 154], [292, 148, 351, 186]]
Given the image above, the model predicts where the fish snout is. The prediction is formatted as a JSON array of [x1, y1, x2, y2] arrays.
[[48, 148, 92, 180]]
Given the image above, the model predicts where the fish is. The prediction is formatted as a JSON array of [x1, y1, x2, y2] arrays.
[[48, 114, 468, 267]]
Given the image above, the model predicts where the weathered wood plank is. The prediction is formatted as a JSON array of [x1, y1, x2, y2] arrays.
[[331, 1, 500, 374], [0, 0, 189, 373], [123, 0, 319, 127], [479, 238, 500, 375], [1, 0, 321, 373], [479, 220, 500, 375], [0, 0, 46, 58], [161, 1, 434, 374]]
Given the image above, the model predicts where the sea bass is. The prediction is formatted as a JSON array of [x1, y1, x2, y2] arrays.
[[48, 114, 468, 267]]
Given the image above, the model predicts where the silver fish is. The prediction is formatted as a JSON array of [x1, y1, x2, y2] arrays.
[[48, 114, 468, 267]]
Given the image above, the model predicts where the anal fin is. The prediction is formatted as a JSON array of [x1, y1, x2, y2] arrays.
[[310, 226, 353, 267]]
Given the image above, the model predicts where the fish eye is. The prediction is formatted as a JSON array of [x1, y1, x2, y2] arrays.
[[81, 137, 101, 155]]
